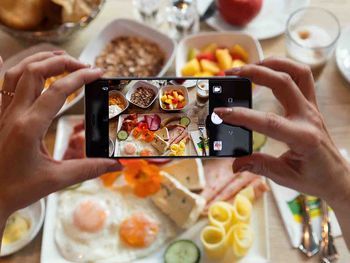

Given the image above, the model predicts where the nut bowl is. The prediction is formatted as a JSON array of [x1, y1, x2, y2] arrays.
[[0, 0, 105, 43]]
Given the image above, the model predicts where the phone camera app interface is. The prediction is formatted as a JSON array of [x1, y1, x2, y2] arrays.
[[208, 79, 251, 157]]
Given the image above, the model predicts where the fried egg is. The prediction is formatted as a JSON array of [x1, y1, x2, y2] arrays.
[[55, 179, 177, 262]]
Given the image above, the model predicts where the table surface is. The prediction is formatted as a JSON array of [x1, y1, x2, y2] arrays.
[[1, 0, 350, 262]]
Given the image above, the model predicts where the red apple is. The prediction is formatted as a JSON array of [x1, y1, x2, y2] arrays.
[[216, 0, 263, 27]]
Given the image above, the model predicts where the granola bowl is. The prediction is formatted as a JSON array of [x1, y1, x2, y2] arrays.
[[79, 18, 176, 77]]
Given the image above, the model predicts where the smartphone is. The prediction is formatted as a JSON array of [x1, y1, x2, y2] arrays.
[[85, 77, 252, 158]]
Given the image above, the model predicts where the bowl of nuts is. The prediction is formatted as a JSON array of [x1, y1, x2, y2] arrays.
[[126, 81, 158, 109], [79, 18, 176, 77]]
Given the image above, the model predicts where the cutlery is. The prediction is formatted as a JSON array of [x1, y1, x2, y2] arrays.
[[198, 115, 207, 156], [298, 194, 320, 257], [320, 199, 339, 263]]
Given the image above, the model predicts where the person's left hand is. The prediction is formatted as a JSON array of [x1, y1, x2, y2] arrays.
[[0, 52, 120, 220]]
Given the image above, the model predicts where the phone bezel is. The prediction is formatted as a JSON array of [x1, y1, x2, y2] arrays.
[[85, 76, 252, 159]]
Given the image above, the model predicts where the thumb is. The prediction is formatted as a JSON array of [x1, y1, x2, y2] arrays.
[[233, 152, 297, 187], [54, 158, 122, 190]]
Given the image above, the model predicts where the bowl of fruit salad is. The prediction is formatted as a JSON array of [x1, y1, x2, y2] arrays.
[[176, 32, 264, 96], [159, 85, 189, 111]]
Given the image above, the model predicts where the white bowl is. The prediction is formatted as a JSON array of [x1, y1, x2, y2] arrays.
[[108, 90, 129, 119], [125, 80, 159, 109], [0, 199, 45, 257], [79, 18, 176, 77], [159, 85, 189, 111], [176, 32, 264, 96]]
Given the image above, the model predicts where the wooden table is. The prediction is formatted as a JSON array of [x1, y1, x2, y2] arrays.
[[1, 0, 350, 262]]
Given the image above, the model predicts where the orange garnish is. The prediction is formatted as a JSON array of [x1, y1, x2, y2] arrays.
[[124, 160, 162, 197], [100, 171, 122, 187]]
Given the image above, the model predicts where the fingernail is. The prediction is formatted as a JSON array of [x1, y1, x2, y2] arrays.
[[225, 67, 241, 75], [214, 107, 233, 117], [53, 50, 65, 55], [84, 63, 91, 68], [92, 67, 105, 74]]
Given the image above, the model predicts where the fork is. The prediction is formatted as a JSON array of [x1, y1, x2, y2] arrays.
[[320, 199, 339, 263], [298, 194, 320, 257], [198, 114, 207, 156]]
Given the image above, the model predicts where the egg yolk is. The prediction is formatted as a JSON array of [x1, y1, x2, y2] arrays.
[[73, 201, 107, 233], [119, 213, 159, 248]]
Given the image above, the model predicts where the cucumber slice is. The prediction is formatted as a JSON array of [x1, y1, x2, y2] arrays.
[[180, 116, 191, 126], [117, 130, 128, 141], [164, 240, 200, 263], [253, 131, 267, 151]]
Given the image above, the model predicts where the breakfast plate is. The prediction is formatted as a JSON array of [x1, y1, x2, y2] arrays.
[[0, 43, 84, 116], [206, 0, 310, 40], [41, 115, 269, 263], [336, 26, 350, 84]]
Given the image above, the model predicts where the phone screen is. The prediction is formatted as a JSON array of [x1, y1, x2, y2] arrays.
[[85, 77, 252, 158]]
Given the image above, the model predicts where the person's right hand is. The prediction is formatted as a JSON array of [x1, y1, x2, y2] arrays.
[[214, 57, 350, 207]]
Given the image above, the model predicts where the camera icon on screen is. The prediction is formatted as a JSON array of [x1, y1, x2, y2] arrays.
[[213, 86, 222, 94]]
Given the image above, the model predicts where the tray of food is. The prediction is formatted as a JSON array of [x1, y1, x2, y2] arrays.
[[41, 115, 270, 263]]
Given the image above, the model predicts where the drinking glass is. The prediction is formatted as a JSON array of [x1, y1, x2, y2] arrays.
[[132, 0, 163, 27], [166, 0, 199, 40], [196, 79, 209, 107], [286, 7, 340, 80]]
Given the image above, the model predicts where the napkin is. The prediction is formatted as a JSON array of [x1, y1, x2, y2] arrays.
[[270, 148, 350, 248]]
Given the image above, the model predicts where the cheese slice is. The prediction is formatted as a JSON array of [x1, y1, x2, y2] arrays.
[[161, 159, 206, 191], [155, 127, 170, 141], [151, 134, 169, 153], [151, 172, 206, 229]]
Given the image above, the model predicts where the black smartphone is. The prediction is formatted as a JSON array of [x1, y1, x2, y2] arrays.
[[85, 77, 252, 158]]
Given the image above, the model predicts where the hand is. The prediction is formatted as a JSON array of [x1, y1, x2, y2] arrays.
[[214, 57, 350, 207], [0, 52, 120, 220]]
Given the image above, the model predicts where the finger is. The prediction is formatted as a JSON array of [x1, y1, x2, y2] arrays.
[[233, 152, 299, 188], [13, 55, 88, 108], [226, 65, 307, 115], [215, 107, 307, 149], [0, 56, 3, 68], [259, 57, 317, 105], [1, 51, 64, 113], [31, 67, 103, 133], [52, 159, 122, 190]]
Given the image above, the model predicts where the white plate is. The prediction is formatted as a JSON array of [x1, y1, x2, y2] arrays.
[[336, 26, 350, 84], [0, 43, 84, 116], [41, 115, 269, 263], [1, 199, 45, 257], [206, 0, 310, 40], [176, 31, 264, 97], [79, 18, 176, 77]]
